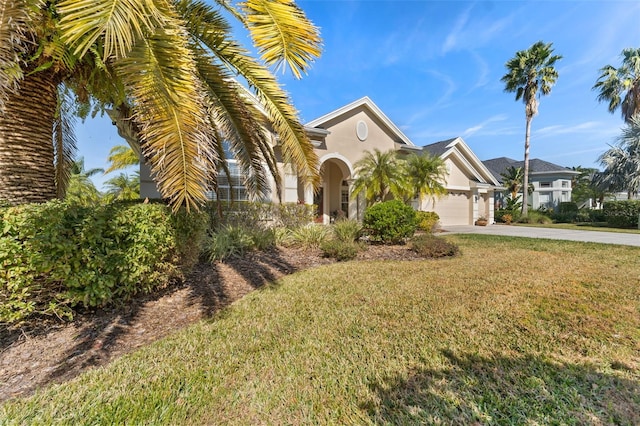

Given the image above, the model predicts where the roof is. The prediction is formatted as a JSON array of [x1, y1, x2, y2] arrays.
[[305, 96, 415, 146], [483, 157, 579, 183], [422, 138, 459, 157]]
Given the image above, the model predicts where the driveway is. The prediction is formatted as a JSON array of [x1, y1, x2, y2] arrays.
[[442, 224, 640, 247]]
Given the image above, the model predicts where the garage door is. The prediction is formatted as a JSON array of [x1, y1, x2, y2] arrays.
[[433, 192, 471, 226]]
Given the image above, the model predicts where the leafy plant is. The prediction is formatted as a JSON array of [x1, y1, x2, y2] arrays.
[[332, 219, 362, 243], [205, 225, 256, 262], [518, 211, 553, 224], [363, 200, 417, 244], [603, 200, 640, 227], [290, 224, 330, 249], [320, 240, 361, 261], [410, 234, 459, 258], [416, 211, 440, 232]]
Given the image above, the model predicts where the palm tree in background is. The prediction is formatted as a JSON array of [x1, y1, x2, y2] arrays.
[[593, 48, 640, 124], [0, 0, 321, 211], [501, 41, 562, 216], [65, 157, 103, 205], [500, 166, 525, 200], [105, 145, 139, 174], [595, 116, 640, 199], [404, 153, 447, 209], [104, 172, 140, 203], [351, 149, 408, 206]]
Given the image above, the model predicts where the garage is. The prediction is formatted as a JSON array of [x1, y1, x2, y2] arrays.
[[433, 191, 471, 226]]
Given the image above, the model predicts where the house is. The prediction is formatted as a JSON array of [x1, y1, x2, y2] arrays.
[[140, 97, 501, 225], [483, 157, 579, 210]]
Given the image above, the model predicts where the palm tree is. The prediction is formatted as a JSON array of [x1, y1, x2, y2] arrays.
[[501, 41, 562, 216], [500, 166, 525, 199], [593, 48, 640, 124], [351, 149, 408, 206], [404, 153, 447, 209], [0, 0, 321, 211], [105, 145, 139, 174], [596, 116, 640, 199], [104, 172, 140, 203], [65, 157, 104, 205]]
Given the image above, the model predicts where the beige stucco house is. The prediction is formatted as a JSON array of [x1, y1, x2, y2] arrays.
[[140, 96, 500, 226]]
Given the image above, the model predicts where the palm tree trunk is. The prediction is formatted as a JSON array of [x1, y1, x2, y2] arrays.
[[0, 72, 57, 204], [522, 116, 532, 216]]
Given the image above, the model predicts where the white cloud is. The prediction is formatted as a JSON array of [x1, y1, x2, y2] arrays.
[[463, 114, 509, 137], [535, 122, 601, 136]]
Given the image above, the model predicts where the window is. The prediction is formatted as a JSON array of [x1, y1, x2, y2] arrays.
[[341, 181, 349, 217], [208, 161, 270, 202], [561, 180, 569, 188], [562, 191, 570, 201], [539, 181, 551, 188], [538, 192, 552, 207]]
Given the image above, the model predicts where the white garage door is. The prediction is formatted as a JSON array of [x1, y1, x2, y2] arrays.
[[433, 192, 471, 226]]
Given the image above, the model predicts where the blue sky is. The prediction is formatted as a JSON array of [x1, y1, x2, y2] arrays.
[[78, 0, 640, 189]]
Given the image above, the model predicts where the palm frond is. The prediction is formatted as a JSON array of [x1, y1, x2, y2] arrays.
[[57, 0, 165, 60], [53, 88, 78, 199], [105, 144, 139, 174], [115, 23, 216, 212], [240, 0, 321, 79], [178, 0, 318, 191], [0, 0, 32, 111]]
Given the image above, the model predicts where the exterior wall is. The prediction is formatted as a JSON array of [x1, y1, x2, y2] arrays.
[[444, 158, 472, 189], [529, 173, 573, 210], [432, 191, 471, 226], [140, 159, 162, 199]]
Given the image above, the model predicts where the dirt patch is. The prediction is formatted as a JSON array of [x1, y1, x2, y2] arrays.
[[0, 244, 423, 402]]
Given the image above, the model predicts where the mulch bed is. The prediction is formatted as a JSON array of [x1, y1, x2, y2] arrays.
[[0, 244, 424, 402]]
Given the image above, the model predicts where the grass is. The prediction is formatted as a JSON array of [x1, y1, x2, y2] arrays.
[[514, 222, 640, 234], [2, 235, 639, 425]]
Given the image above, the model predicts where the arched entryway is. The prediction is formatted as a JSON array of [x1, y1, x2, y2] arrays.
[[316, 154, 354, 224]]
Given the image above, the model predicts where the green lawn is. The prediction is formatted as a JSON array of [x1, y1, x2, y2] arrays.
[[515, 222, 640, 234], [2, 235, 639, 425]]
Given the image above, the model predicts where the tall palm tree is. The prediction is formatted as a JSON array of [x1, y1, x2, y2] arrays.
[[593, 47, 640, 124], [105, 145, 139, 174], [351, 149, 408, 206], [404, 152, 447, 209], [501, 41, 562, 216], [596, 116, 640, 199], [0, 0, 321, 211]]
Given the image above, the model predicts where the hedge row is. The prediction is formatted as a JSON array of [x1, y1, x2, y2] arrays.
[[0, 201, 206, 324], [603, 200, 640, 228]]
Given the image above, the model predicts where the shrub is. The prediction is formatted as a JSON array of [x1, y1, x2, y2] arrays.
[[0, 201, 180, 324], [205, 225, 255, 262], [172, 208, 209, 272], [416, 211, 440, 232], [272, 203, 315, 229], [290, 224, 330, 249], [363, 200, 417, 244], [502, 213, 513, 225], [551, 211, 577, 223], [575, 210, 591, 223], [320, 240, 361, 261], [332, 219, 362, 242], [603, 201, 640, 228], [558, 202, 578, 213], [589, 209, 607, 223], [518, 211, 553, 224], [410, 234, 459, 258]]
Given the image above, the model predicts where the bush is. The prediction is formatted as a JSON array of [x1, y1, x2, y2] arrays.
[[551, 211, 577, 223], [502, 213, 513, 225], [320, 240, 361, 261], [204, 225, 275, 262], [0, 201, 181, 324], [363, 200, 417, 244], [558, 202, 578, 214], [495, 208, 521, 223], [416, 211, 440, 232], [410, 234, 459, 258], [603, 201, 640, 228], [332, 219, 362, 242], [518, 211, 553, 224], [290, 224, 330, 249]]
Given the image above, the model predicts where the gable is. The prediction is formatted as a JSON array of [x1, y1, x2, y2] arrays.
[[425, 137, 500, 187]]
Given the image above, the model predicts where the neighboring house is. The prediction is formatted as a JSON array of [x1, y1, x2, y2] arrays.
[[140, 97, 502, 225], [483, 157, 579, 210]]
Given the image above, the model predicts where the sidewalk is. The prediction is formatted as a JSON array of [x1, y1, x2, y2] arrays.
[[441, 224, 640, 247]]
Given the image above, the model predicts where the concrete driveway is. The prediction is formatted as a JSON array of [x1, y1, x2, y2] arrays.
[[442, 224, 640, 247]]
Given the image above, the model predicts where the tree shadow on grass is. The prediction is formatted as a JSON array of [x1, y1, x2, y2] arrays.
[[364, 349, 639, 425]]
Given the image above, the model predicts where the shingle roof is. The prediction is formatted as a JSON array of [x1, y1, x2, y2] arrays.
[[482, 157, 576, 183], [422, 138, 458, 157]]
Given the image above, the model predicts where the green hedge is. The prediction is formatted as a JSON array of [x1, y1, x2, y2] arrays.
[[603, 200, 640, 228], [0, 201, 204, 324], [363, 200, 417, 244], [416, 211, 440, 232]]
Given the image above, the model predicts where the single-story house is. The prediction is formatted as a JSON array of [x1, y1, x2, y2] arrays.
[[146, 97, 590, 226], [483, 157, 579, 210]]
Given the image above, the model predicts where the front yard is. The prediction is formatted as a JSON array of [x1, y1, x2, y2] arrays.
[[2, 235, 639, 424]]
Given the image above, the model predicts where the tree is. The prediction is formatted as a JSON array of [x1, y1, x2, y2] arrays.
[[501, 41, 561, 216], [0, 0, 321, 211], [500, 165, 533, 200], [570, 166, 601, 207], [105, 145, 139, 174], [404, 153, 447, 209], [595, 116, 640, 199], [351, 149, 408, 206], [593, 48, 640, 124], [65, 157, 103, 205], [104, 172, 140, 203]]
